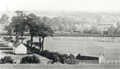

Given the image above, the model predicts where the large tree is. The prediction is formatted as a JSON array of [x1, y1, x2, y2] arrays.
[[7, 12, 53, 51], [37, 22, 53, 51], [26, 14, 53, 51], [10, 11, 27, 42]]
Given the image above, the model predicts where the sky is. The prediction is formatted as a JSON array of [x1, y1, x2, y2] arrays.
[[0, 0, 120, 12]]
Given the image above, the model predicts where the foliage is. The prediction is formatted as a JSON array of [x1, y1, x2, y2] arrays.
[[6, 11, 53, 51], [10, 11, 27, 42], [24, 13, 53, 51], [20, 55, 40, 64], [114, 25, 120, 34], [4, 24, 13, 36], [31, 49, 78, 64], [0, 56, 13, 64], [3, 36, 13, 41], [108, 26, 116, 35], [64, 54, 79, 64]]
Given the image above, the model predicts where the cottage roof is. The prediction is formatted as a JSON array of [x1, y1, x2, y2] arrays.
[[13, 42, 23, 48]]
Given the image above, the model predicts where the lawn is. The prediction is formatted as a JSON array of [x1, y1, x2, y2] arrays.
[[0, 64, 120, 69], [21, 36, 120, 61]]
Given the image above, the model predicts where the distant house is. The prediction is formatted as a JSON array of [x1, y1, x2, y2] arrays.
[[99, 55, 105, 64], [98, 24, 113, 32], [13, 42, 27, 54]]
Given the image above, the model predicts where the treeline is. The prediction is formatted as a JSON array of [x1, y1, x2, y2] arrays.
[[3, 10, 120, 37]]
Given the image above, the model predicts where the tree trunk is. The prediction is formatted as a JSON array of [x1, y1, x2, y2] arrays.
[[21, 33, 23, 43], [41, 37, 45, 51], [16, 32, 19, 42], [30, 36, 33, 47], [39, 36, 41, 51]]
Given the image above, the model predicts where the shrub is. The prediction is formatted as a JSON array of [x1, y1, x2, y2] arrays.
[[20, 55, 40, 64], [59, 54, 69, 64], [27, 47, 79, 64], [65, 54, 79, 64], [39, 50, 79, 64], [40, 50, 60, 63], [52, 54, 60, 63], [0, 56, 13, 64], [68, 54, 75, 59]]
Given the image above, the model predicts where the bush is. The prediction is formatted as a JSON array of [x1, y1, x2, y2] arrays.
[[20, 55, 40, 64], [27, 47, 79, 64], [0, 56, 13, 64], [39, 50, 79, 64], [58, 54, 69, 64], [68, 54, 75, 59], [40, 50, 60, 63], [52, 54, 60, 63], [3, 37, 13, 41], [65, 54, 79, 64]]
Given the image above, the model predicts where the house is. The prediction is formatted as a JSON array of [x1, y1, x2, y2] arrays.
[[13, 42, 27, 54], [99, 55, 105, 64]]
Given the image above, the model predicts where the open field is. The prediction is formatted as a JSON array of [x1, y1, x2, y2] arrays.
[[20, 36, 120, 61], [0, 64, 120, 69]]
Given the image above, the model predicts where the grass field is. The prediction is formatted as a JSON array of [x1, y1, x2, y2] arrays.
[[0, 64, 120, 69], [1, 37, 120, 68], [22, 36, 120, 60]]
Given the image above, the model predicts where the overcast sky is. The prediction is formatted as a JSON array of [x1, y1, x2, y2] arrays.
[[0, 0, 120, 12]]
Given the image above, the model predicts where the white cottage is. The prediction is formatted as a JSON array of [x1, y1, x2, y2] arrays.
[[99, 55, 105, 64], [13, 42, 27, 54]]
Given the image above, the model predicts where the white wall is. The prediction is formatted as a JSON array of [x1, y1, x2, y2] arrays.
[[14, 44, 27, 54]]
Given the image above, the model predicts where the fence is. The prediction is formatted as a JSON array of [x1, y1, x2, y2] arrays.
[[104, 60, 120, 64], [79, 60, 99, 64]]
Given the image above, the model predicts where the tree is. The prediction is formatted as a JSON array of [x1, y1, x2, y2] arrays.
[[90, 26, 100, 34], [25, 13, 41, 47], [7, 12, 53, 51], [114, 25, 120, 35], [20, 55, 40, 64], [36, 22, 53, 51], [108, 26, 115, 35], [4, 23, 13, 37], [11, 11, 27, 42], [0, 14, 9, 23], [25, 14, 53, 51], [0, 56, 13, 64]]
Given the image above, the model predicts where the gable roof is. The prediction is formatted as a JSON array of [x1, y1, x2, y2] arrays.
[[13, 42, 24, 48]]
